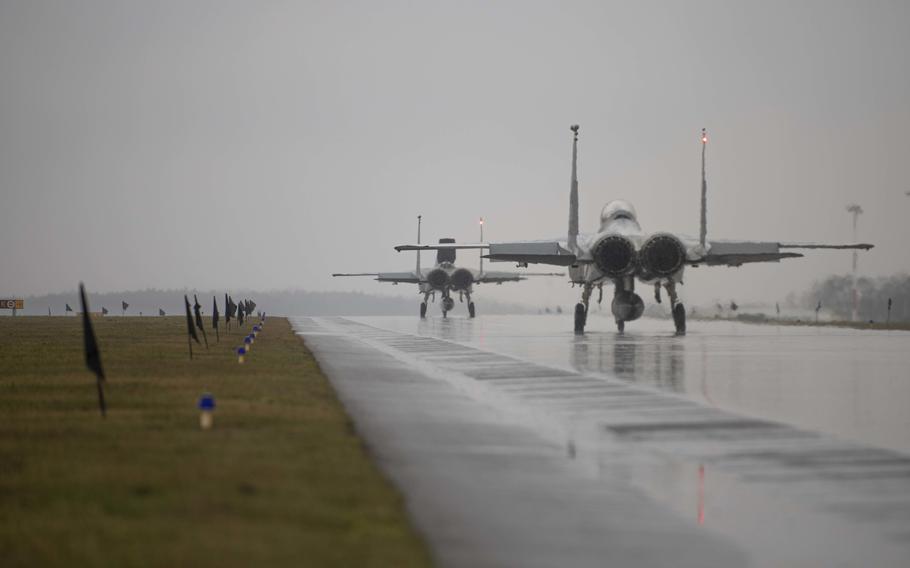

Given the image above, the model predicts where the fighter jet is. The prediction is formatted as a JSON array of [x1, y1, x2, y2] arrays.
[[334, 216, 563, 318], [395, 126, 873, 334]]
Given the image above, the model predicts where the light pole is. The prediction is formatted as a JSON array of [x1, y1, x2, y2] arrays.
[[846, 204, 863, 321]]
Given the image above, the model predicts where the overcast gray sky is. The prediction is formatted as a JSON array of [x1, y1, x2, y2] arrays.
[[1, 0, 908, 308]]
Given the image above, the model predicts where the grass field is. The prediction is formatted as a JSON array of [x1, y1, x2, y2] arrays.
[[0, 316, 430, 567], [693, 314, 910, 331]]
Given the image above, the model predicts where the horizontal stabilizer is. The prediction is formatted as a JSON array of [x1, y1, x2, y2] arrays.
[[395, 243, 488, 252], [698, 251, 804, 267], [332, 273, 380, 277], [333, 272, 422, 284], [484, 241, 578, 266], [697, 240, 801, 266], [477, 270, 566, 284]]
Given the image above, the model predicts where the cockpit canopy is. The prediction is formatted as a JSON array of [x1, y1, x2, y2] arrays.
[[600, 200, 638, 228]]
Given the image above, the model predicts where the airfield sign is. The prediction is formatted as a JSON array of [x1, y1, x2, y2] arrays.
[[0, 299, 24, 310]]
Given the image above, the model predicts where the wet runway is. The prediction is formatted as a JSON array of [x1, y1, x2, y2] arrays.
[[292, 315, 910, 567]]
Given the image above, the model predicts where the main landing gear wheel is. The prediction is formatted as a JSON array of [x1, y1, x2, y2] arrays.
[[420, 303, 427, 319], [673, 303, 686, 336], [468, 302, 476, 318], [574, 303, 586, 333]]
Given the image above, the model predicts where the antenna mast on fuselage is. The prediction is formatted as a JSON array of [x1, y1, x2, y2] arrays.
[[568, 125, 580, 252]]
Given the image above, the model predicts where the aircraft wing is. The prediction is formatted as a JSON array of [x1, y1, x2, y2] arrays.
[[332, 272, 422, 283], [692, 240, 873, 267], [476, 270, 565, 284], [396, 241, 581, 266]]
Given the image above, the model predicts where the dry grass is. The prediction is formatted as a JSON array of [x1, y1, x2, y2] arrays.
[[0, 316, 430, 568]]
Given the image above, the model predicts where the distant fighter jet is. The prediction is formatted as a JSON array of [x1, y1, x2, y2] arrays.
[[334, 216, 562, 318], [396, 126, 873, 334]]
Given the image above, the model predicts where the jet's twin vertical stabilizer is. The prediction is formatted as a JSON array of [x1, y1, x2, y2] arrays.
[[568, 125, 580, 253], [700, 128, 708, 249]]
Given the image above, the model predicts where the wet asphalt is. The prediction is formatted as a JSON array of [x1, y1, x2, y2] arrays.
[[292, 315, 910, 568]]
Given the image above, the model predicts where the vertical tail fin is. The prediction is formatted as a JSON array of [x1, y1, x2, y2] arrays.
[[416, 215, 422, 277], [568, 125, 580, 252], [479, 217, 484, 275], [700, 128, 708, 248]]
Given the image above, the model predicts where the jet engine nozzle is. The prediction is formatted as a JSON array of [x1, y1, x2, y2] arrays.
[[426, 268, 450, 289], [639, 234, 686, 278], [612, 291, 645, 322], [450, 268, 474, 290], [591, 235, 638, 278]]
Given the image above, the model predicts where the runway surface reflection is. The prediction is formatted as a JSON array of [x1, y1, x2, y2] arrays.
[[294, 315, 910, 567]]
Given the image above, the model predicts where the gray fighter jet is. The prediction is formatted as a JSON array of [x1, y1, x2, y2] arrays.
[[334, 216, 562, 318], [396, 126, 873, 334]]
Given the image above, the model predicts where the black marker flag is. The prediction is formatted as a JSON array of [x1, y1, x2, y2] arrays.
[[121, 300, 129, 316], [159, 308, 166, 316], [212, 296, 220, 342], [225, 293, 231, 330], [185, 295, 199, 359], [102, 307, 109, 316], [193, 294, 209, 349], [79, 283, 106, 417], [66, 303, 73, 314]]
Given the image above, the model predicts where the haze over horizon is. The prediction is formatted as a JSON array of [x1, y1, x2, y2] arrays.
[[2, 1, 908, 309]]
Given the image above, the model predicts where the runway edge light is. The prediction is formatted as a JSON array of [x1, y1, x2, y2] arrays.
[[198, 393, 215, 430]]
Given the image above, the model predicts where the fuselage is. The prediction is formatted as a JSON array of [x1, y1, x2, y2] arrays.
[[419, 262, 477, 295], [572, 200, 689, 287]]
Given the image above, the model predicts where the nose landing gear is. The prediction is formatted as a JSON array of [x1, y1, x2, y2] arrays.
[[442, 295, 455, 318]]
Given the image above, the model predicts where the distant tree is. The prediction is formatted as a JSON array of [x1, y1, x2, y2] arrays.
[[804, 273, 910, 322]]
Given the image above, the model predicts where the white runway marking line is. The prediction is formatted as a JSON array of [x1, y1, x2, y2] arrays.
[[301, 316, 910, 541]]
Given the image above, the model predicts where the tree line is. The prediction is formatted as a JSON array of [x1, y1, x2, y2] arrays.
[[800, 274, 910, 322]]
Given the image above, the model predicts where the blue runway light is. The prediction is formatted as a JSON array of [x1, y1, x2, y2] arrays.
[[198, 393, 215, 411], [198, 392, 215, 429]]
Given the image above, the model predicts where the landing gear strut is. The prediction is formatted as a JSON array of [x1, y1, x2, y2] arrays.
[[465, 292, 476, 318], [664, 282, 686, 336], [574, 303, 586, 333], [574, 284, 593, 333], [673, 303, 686, 335], [420, 292, 430, 319]]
